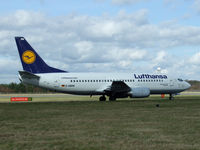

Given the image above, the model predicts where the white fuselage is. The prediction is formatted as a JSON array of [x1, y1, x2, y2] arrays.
[[20, 72, 191, 96]]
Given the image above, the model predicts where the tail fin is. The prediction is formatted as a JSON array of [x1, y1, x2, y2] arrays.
[[15, 37, 66, 74]]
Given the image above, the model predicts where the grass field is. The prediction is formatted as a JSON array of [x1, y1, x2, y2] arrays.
[[0, 95, 200, 150]]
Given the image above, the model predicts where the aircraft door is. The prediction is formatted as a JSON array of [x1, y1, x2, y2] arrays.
[[169, 79, 174, 87], [53, 79, 60, 88]]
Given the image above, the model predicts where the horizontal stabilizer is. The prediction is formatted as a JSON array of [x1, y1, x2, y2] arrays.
[[19, 71, 40, 79]]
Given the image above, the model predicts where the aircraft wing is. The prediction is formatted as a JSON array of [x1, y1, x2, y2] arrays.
[[104, 81, 131, 95]]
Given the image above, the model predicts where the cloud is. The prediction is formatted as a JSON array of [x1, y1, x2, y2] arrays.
[[164, 0, 174, 5], [189, 52, 200, 64], [1, 9, 200, 82], [105, 48, 147, 61], [154, 51, 167, 63], [0, 56, 20, 83], [193, 0, 200, 14], [163, 0, 179, 7], [111, 0, 147, 5]]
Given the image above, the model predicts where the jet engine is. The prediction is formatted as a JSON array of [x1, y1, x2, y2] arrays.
[[129, 87, 150, 98]]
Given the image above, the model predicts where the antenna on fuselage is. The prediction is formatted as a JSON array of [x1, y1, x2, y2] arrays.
[[156, 67, 161, 73]]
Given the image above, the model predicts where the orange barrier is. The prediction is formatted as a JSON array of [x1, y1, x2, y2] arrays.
[[10, 97, 32, 102], [161, 94, 165, 98]]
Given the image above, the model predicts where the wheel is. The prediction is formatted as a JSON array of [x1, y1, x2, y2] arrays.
[[169, 94, 174, 100], [99, 96, 106, 101]]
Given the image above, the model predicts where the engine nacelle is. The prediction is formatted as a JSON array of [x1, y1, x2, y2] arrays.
[[129, 87, 150, 98]]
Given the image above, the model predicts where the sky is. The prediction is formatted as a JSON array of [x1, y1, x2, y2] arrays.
[[0, 0, 200, 83]]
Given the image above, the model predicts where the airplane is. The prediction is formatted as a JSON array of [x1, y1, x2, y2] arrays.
[[15, 37, 191, 101]]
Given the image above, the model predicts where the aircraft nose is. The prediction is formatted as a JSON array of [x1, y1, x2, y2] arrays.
[[185, 82, 191, 90]]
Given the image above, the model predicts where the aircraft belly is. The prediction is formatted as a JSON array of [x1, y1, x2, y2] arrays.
[[150, 89, 185, 94], [62, 91, 103, 95]]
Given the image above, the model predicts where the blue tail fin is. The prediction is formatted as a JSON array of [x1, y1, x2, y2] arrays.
[[15, 37, 66, 73]]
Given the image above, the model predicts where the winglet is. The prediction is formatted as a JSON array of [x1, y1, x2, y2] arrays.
[[15, 37, 67, 74]]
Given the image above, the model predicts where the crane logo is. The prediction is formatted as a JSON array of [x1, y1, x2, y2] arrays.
[[22, 50, 36, 64]]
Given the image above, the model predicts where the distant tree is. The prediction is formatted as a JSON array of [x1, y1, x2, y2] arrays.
[[0, 83, 52, 93], [187, 80, 200, 91], [0, 84, 14, 93]]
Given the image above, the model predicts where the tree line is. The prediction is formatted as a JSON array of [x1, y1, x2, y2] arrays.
[[187, 80, 200, 91], [0, 83, 51, 93]]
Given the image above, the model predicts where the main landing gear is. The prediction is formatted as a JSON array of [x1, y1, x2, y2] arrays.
[[99, 95, 117, 101], [169, 94, 174, 100], [109, 96, 116, 101], [99, 95, 106, 101]]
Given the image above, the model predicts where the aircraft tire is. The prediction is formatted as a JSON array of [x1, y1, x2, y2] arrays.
[[109, 96, 116, 101], [169, 94, 174, 100], [99, 96, 106, 101]]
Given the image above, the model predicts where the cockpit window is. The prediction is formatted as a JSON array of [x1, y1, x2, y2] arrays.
[[178, 78, 183, 82]]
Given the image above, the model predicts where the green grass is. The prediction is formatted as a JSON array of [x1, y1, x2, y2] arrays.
[[0, 96, 200, 150]]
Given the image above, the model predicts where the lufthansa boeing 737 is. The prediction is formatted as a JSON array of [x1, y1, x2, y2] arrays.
[[15, 37, 191, 101]]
